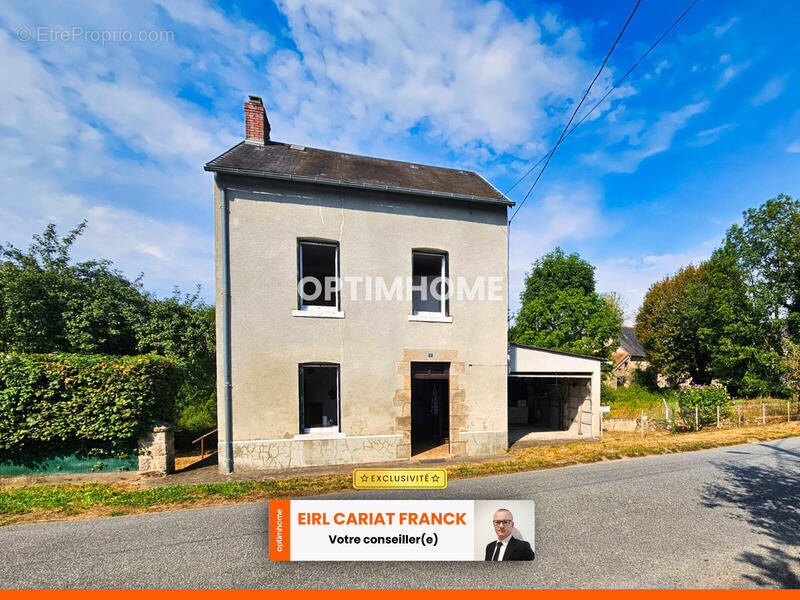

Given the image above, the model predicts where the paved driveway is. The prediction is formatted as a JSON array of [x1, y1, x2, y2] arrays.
[[2, 437, 798, 588]]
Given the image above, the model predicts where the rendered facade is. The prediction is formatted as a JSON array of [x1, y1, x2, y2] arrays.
[[206, 97, 512, 472]]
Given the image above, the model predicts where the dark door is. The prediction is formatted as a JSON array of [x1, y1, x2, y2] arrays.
[[410, 362, 450, 455]]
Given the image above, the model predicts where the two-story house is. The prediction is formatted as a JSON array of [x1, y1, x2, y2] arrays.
[[205, 96, 512, 472]]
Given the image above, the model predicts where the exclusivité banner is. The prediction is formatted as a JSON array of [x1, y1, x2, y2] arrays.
[[269, 499, 535, 561]]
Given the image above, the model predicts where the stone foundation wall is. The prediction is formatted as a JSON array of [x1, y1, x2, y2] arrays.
[[602, 418, 638, 432], [226, 434, 402, 470]]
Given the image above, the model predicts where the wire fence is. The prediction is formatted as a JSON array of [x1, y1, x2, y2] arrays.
[[604, 398, 800, 436]]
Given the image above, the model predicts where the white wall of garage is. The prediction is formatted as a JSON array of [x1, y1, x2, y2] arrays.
[[508, 344, 604, 438]]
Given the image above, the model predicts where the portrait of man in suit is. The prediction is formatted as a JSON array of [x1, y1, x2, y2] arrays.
[[484, 508, 535, 561]]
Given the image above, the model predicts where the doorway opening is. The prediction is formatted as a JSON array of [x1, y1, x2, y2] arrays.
[[507, 375, 592, 446], [410, 362, 450, 459]]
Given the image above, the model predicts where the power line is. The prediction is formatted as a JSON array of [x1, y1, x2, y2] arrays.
[[568, 1, 700, 141], [504, 0, 699, 201], [509, 0, 642, 222]]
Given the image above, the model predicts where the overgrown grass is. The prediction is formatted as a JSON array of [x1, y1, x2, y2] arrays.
[[601, 383, 675, 418], [602, 383, 795, 422], [3, 421, 799, 526]]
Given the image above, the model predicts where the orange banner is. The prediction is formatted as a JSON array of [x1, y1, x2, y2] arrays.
[[269, 499, 291, 561]]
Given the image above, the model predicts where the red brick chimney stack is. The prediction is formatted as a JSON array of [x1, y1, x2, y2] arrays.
[[244, 95, 270, 145]]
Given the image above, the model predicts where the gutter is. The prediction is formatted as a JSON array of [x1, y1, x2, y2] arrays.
[[204, 164, 514, 208], [216, 175, 234, 474]]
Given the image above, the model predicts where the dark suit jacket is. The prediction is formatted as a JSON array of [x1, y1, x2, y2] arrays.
[[484, 536, 535, 561]]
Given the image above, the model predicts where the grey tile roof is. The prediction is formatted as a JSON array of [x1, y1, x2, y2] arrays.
[[619, 326, 646, 358], [205, 141, 512, 207]]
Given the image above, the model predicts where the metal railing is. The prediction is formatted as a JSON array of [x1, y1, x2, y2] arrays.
[[192, 428, 218, 459]]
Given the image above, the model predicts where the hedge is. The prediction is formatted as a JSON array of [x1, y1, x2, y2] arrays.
[[0, 353, 183, 462]]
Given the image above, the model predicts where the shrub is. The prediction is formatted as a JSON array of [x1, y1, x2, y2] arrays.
[[600, 383, 617, 405], [632, 366, 660, 390], [0, 353, 182, 462], [676, 384, 732, 429]]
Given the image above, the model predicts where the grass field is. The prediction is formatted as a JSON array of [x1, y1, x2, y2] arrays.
[[601, 383, 796, 423], [602, 383, 675, 418], [2, 421, 799, 526]]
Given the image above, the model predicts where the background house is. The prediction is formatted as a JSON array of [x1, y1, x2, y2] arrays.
[[607, 326, 650, 388]]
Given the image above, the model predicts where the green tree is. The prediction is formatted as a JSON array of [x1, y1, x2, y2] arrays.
[[724, 194, 800, 342], [636, 252, 783, 396], [603, 291, 630, 324], [782, 340, 800, 400], [0, 222, 218, 439], [0, 222, 145, 354], [136, 289, 217, 436], [509, 248, 622, 358], [636, 265, 706, 384]]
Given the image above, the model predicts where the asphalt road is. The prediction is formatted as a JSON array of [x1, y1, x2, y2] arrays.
[[2, 437, 799, 588]]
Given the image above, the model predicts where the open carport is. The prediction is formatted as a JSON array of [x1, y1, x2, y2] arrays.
[[508, 343, 604, 446]]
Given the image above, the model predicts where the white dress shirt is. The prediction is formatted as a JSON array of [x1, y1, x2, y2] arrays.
[[494, 534, 513, 561]]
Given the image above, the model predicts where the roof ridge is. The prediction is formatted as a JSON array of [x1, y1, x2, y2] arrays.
[[267, 139, 483, 176]]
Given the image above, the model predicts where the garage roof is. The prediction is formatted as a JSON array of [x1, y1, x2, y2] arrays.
[[509, 343, 605, 375], [509, 343, 605, 361]]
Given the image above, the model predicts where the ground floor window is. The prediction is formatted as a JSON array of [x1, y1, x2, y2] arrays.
[[299, 364, 340, 434]]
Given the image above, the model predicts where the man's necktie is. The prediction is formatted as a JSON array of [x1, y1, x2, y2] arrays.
[[492, 541, 503, 561]]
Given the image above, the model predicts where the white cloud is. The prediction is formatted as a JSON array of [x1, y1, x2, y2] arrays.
[[751, 74, 789, 106], [787, 141, 800, 153], [716, 61, 750, 89], [688, 123, 735, 147], [0, 172, 214, 296], [77, 79, 226, 165], [267, 0, 618, 158], [0, 4, 244, 298], [541, 12, 561, 34], [508, 183, 618, 310], [580, 101, 710, 173], [713, 16, 739, 38]]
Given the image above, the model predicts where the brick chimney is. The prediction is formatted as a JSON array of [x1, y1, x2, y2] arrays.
[[244, 95, 270, 145]]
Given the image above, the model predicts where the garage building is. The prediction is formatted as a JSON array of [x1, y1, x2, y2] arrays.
[[508, 344, 604, 445]]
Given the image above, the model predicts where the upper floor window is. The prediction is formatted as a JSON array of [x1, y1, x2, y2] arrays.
[[298, 240, 340, 313], [412, 250, 449, 316]]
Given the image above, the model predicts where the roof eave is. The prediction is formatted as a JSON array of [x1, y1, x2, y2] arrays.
[[204, 164, 514, 208], [509, 342, 607, 362]]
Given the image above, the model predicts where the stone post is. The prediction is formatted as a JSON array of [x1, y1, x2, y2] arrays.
[[138, 422, 175, 475]]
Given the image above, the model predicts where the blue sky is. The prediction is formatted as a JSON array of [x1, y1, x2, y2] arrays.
[[1, 0, 798, 321]]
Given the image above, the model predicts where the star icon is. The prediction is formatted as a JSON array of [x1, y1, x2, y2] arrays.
[[431, 474, 439, 482], [360, 474, 369, 482]]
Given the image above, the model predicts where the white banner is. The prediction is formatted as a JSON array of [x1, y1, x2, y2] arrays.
[[269, 499, 535, 561]]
